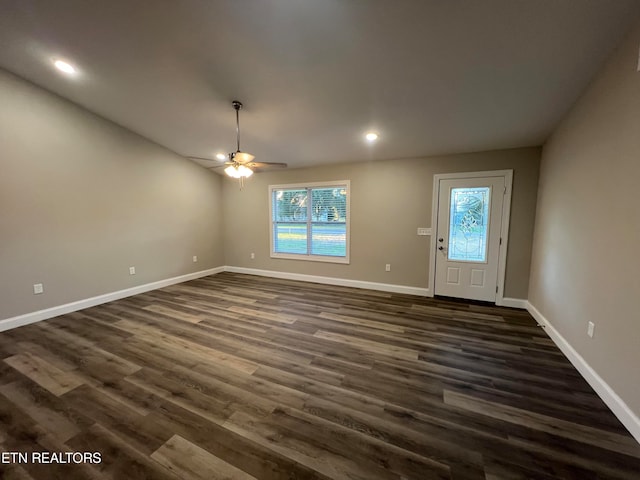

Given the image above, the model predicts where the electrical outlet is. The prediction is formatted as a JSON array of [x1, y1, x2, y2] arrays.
[[385, 264, 391, 272], [250, 252, 255, 259], [129, 266, 136, 275], [33, 283, 44, 295], [587, 321, 595, 338], [192, 255, 198, 263]]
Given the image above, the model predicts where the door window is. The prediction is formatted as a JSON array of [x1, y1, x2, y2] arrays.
[[448, 187, 490, 262]]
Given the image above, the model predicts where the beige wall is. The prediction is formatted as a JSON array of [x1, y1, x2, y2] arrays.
[[223, 147, 540, 299], [0, 69, 224, 320], [529, 20, 640, 414]]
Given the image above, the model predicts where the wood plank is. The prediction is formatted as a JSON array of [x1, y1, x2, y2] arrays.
[[227, 306, 298, 324], [443, 389, 640, 458], [300, 395, 486, 478], [0, 380, 85, 442], [114, 318, 259, 374], [319, 311, 406, 333], [3, 353, 83, 396], [147, 400, 330, 480], [66, 423, 181, 480], [224, 406, 452, 480], [313, 330, 420, 360], [0, 464, 36, 480], [62, 384, 172, 456], [143, 304, 203, 323], [125, 368, 241, 425], [23, 322, 142, 382], [0, 394, 107, 480], [223, 410, 399, 480], [151, 434, 258, 480]]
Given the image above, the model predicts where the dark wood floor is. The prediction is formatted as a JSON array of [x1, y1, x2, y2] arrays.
[[0, 272, 639, 479]]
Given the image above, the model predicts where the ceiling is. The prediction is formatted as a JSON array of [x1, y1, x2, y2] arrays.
[[1, 1, 639, 170]]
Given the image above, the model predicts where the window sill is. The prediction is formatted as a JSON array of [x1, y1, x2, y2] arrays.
[[270, 253, 350, 264]]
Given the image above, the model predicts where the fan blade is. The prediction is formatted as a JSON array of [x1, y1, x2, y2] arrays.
[[186, 156, 224, 163], [249, 162, 288, 168]]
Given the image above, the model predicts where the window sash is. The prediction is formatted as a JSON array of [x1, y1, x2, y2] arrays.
[[270, 181, 350, 263]]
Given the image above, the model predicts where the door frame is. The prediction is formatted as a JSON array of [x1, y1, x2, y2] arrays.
[[428, 170, 513, 305]]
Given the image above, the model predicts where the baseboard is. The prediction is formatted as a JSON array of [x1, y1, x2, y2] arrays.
[[0, 266, 225, 332], [224, 266, 430, 296], [527, 302, 640, 444], [500, 297, 528, 309]]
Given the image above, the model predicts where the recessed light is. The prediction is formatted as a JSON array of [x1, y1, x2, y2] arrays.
[[365, 132, 379, 142], [53, 59, 76, 74], [216, 153, 227, 161]]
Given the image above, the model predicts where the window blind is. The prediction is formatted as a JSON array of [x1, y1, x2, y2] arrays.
[[271, 183, 349, 261]]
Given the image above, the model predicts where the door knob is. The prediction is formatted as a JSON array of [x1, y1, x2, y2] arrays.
[[438, 238, 444, 242], [438, 246, 444, 251]]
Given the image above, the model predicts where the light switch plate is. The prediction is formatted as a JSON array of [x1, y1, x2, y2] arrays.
[[417, 227, 432, 236]]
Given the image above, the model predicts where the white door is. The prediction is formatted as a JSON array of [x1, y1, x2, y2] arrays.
[[434, 175, 505, 302]]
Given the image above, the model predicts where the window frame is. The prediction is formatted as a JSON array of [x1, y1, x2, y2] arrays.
[[269, 180, 350, 264]]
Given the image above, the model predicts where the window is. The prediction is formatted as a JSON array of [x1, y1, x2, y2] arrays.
[[448, 187, 490, 263], [270, 181, 350, 263]]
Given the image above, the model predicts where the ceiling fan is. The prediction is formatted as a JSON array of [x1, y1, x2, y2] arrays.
[[188, 100, 287, 185]]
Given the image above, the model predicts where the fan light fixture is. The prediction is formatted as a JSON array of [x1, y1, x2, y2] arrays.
[[224, 164, 254, 178], [225, 101, 255, 179], [180, 100, 286, 187]]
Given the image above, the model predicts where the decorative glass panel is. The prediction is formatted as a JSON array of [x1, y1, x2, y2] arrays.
[[448, 187, 490, 262]]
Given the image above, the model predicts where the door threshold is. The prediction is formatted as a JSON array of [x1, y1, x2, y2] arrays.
[[433, 295, 496, 307]]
